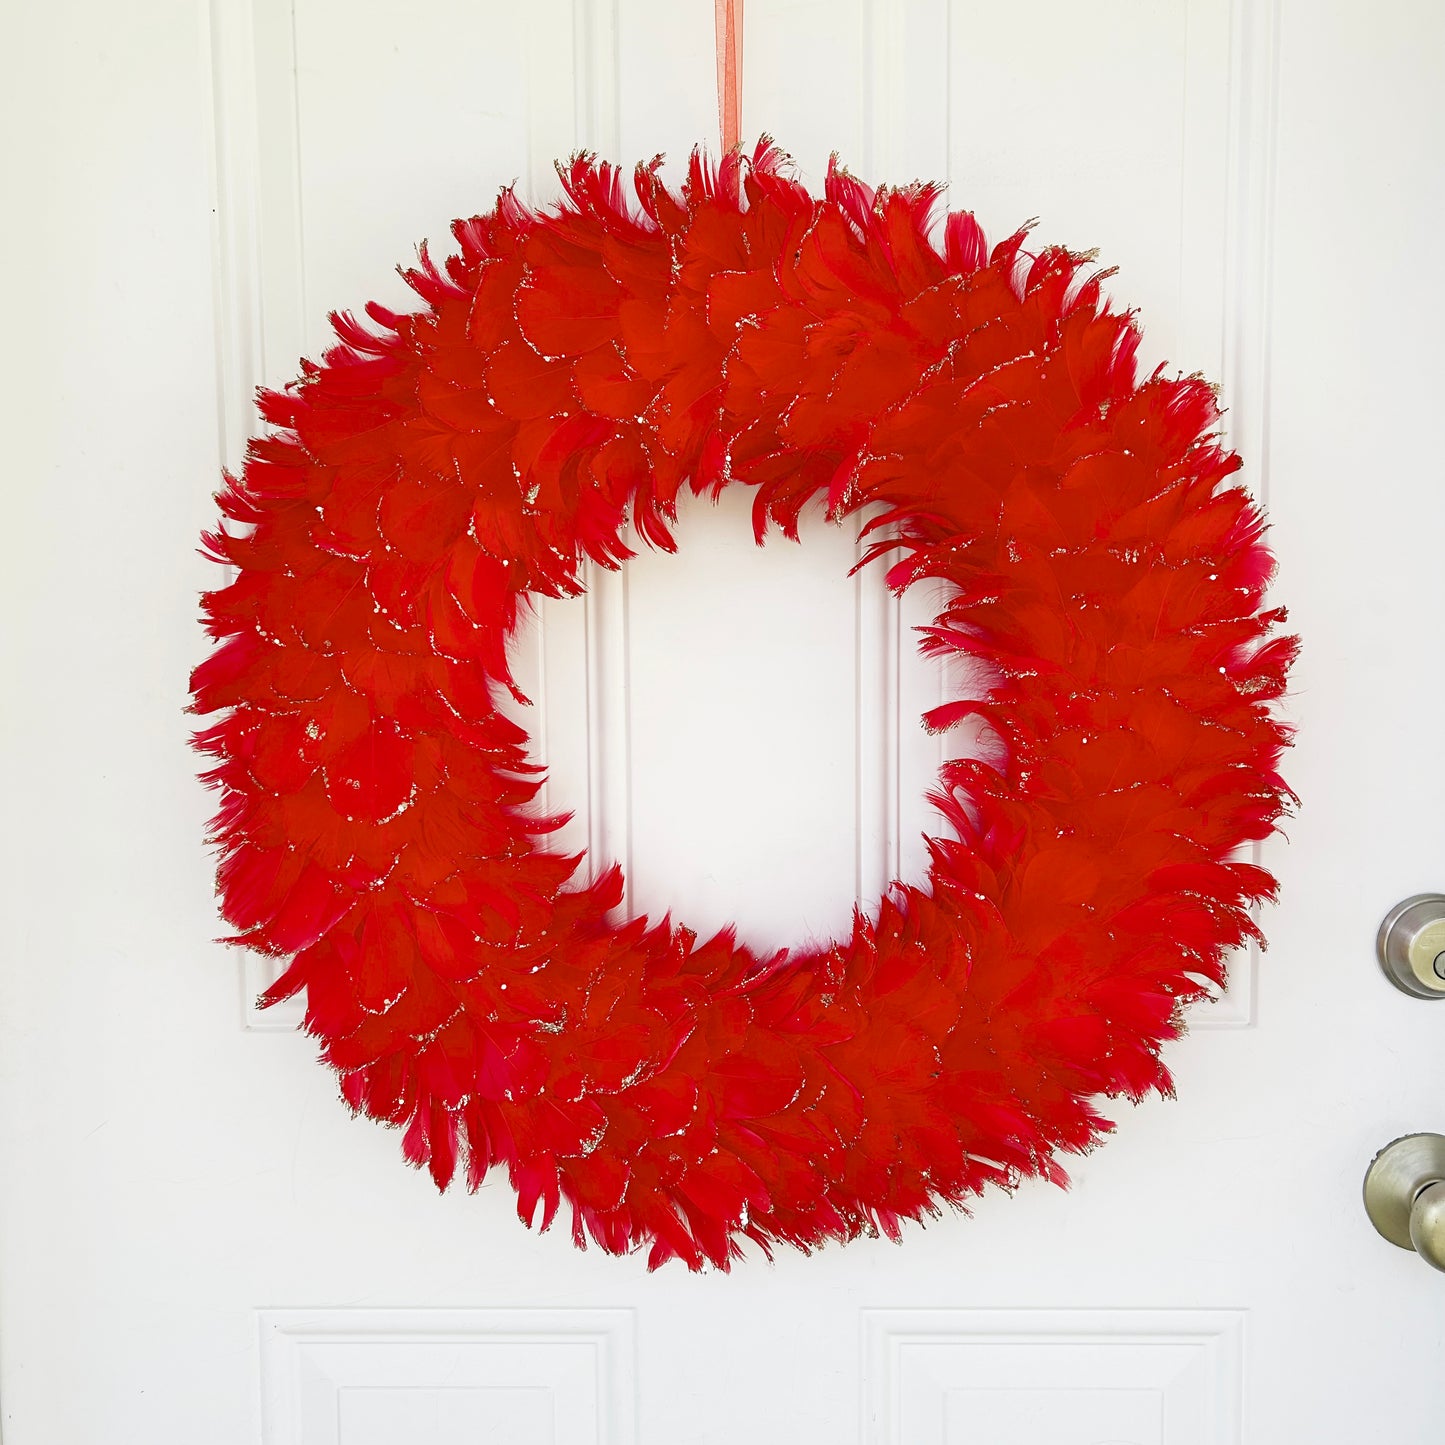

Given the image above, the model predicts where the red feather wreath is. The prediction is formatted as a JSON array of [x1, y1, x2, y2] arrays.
[[191, 141, 1295, 1270]]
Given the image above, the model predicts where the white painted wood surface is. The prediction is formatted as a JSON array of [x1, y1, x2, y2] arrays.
[[3, 2, 1443, 1441]]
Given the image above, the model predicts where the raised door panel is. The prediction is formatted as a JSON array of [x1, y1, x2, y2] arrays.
[[260, 1309, 635, 1445], [865, 1310, 1243, 1445]]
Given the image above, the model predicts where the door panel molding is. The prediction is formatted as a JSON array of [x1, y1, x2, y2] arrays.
[[212, 0, 1278, 1030], [864, 1308, 1245, 1445], [259, 1307, 636, 1445]]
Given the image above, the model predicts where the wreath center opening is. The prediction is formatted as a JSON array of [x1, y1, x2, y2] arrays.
[[502, 487, 960, 954]]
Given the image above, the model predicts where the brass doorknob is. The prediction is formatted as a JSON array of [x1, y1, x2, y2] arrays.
[[1364, 1134, 1445, 1272], [1377, 894, 1445, 998]]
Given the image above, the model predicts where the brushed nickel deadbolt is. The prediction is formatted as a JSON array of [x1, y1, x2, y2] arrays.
[[1364, 1134, 1445, 1273], [1376, 894, 1445, 999]]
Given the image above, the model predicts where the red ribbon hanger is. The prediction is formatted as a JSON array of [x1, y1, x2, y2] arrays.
[[715, 0, 743, 153]]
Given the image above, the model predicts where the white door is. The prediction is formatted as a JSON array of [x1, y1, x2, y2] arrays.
[[4, 1, 1443, 1442]]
